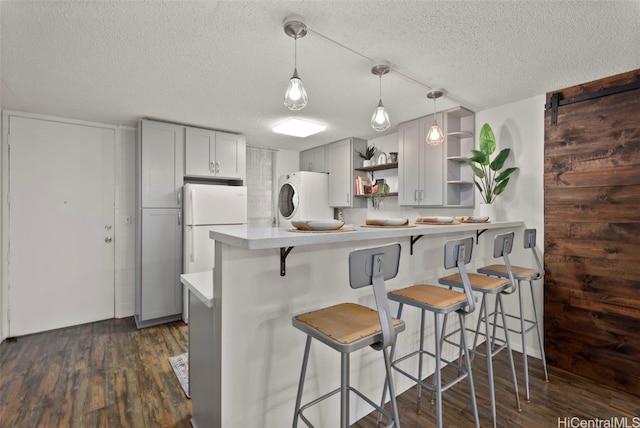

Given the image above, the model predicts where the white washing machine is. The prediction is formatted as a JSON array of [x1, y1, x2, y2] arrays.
[[278, 171, 333, 228]]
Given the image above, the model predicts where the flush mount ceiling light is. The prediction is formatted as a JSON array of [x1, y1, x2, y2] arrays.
[[370, 64, 391, 132], [426, 90, 445, 145], [272, 118, 326, 138], [283, 17, 308, 111]]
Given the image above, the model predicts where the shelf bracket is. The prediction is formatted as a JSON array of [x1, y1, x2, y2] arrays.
[[280, 246, 294, 276], [410, 235, 423, 255], [476, 229, 487, 244]]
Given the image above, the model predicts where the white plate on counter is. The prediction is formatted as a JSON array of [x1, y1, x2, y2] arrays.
[[292, 219, 345, 231], [366, 218, 408, 226]]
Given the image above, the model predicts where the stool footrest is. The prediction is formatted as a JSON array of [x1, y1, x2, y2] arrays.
[[297, 385, 396, 428], [391, 349, 471, 395]]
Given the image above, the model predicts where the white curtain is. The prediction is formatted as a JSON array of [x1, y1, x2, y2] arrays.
[[246, 145, 278, 227]]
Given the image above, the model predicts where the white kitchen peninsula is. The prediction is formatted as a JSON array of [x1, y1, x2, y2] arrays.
[[188, 221, 523, 427]]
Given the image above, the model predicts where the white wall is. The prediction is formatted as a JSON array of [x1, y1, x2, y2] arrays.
[[476, 94, 546, 357]]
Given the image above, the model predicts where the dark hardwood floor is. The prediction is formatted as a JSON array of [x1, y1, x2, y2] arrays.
[[0, 317, 190, 428], [1, 317, 638, 427]]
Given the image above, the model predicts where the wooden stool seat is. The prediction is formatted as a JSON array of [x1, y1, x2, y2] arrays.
[[440, 272, 510, 293], [294, 303, 403, 350], [478, 264, 539, 281], [389, 284, 468, 312]]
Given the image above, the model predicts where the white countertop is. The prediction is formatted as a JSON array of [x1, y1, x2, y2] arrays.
[[179, 270, 214, 307], [209, 220, 524, 250]]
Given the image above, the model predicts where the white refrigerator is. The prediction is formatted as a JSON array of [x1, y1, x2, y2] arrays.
[[183, 183, 247, 322]]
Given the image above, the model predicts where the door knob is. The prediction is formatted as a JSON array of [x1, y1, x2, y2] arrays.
[[105, 237, 112, 243]]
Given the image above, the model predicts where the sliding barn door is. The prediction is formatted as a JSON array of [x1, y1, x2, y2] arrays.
[[543, 69, 640, 396]]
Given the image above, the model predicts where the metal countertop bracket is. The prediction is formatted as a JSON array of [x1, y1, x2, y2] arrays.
[[476, 229, 487, 244], [410, 235, 423, 255], [280, 246, 294, 276]]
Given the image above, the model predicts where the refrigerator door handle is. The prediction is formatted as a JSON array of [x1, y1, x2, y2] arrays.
[[188, 226, 195, 263], [189, 188, 195, 226]]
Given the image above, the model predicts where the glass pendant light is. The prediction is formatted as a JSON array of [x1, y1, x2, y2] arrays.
[[370, 64, 391, 132], [283, 18, 308, 111], [426, 90, 445, 145]]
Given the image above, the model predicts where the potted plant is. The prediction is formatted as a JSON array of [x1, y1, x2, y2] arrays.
[[465, 123, 517, 216], [357, 144, 376, 167]]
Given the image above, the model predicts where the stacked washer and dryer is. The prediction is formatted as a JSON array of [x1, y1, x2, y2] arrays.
[[277, 171, 333, 228]]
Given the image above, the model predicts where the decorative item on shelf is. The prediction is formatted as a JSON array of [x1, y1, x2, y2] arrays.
[[376, 152, 387, 165], [426, 90, 445, 145], [466, 122, 518, 215], [370, 64, 391, 132], [371, 179, 389, 209], [283, 17, 308, 111], [356, 144, 376, 167], [388, 151, 398, 163]]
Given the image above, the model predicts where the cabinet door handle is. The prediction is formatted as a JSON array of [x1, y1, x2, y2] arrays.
[[177, 189, 181, 205], [178, 211, 182, 226], [216, 161, 220, 174], [414, 189, 418, 202], [210, 161, 215, 173]]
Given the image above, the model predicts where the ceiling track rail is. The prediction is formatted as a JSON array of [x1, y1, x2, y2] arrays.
[[545, 81, 640, 126]]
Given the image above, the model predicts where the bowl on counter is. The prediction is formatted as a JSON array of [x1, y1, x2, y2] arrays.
[[291, 219, 345, 231]]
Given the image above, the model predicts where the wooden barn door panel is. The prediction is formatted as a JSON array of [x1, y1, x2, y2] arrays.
[[544, 69, 640, 396]]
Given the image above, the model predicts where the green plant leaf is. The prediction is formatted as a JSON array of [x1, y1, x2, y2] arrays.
[[494, 177, 510, 195], [489, 148, 511, 171], [474, 180, 484, 193], [495, 167, 518, 183], [479, 123, 496, 156], [468, 149, 488, 165], [467, 162, 485, 178]]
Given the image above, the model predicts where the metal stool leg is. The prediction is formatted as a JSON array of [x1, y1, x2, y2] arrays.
[[529, 280, 549, 383], [382, 347, 401, 428], [517, 279, 531, 401], [497, 294, 522, 412], [434, 312, 444, 428], [378, 303, 404, 426], [481, 295, 498, 428], [293, 336, 312, 428], [341, 352, 350, 428], [458, 312, 480, 428], [416, 309, 426, 414]]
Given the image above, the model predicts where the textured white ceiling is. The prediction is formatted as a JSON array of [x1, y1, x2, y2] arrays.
[[2, 1, 639, 151]]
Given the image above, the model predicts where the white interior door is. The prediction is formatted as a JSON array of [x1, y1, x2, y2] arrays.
[[8, 114, 115, 336]]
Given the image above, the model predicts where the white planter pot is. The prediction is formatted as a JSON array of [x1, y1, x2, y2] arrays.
[[363, 159, 374, 167], [476, 203, 495, 221]]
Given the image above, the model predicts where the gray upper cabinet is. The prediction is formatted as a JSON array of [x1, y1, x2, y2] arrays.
[[398, 113, 444, 206], [300, 146, 328, 173], [398, 107, 475, 207], [328, 137, 367, 208], [185, 127, 246, 181], [140, 120, 185, 208]]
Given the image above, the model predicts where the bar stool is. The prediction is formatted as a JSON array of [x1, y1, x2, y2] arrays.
[[477, 228, 549, 401], [381, 237, 480, 428], [292, 243, 405, 428], [439, 232, 521, 428]]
